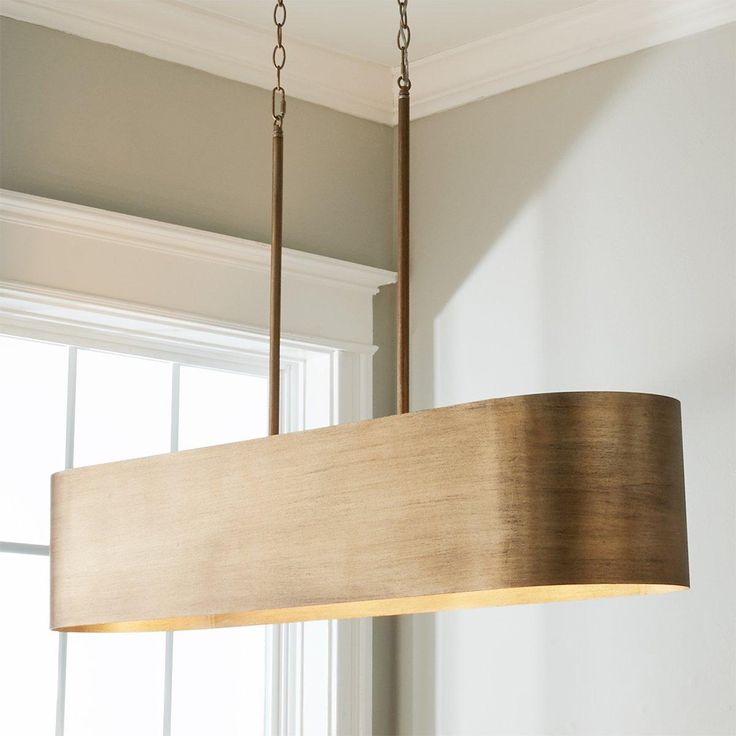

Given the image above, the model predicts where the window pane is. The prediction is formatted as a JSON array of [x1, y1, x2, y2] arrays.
[[171, 627, 266, 736], [74, 349, 171, 466], [178, 366, 267, 449], [303, 621, 330, 736], [64, 632, 164, 736], [0, 552, 58, 735], [304, 353, 332, 430], [0, 335, 67, 543]]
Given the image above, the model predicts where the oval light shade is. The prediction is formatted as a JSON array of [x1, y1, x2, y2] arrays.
[[50, 392, 688, 632]]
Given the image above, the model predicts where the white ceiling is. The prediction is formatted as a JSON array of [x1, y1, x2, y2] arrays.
[[175, 0, 595, 65], [3, 0, 735, 122]]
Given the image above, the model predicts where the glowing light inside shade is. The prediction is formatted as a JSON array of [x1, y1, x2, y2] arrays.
[[55, 584, 687, 633]]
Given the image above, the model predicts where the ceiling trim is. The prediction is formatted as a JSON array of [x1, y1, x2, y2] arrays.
[[0, 0, 394, 123], [2, 0, 735, 125], [402, 0, 736, 122]]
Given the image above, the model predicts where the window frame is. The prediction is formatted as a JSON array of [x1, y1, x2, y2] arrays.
[[0, 291, 374, 736]]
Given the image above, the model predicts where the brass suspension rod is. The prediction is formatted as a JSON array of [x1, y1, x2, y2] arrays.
[[269, 127, 283, 436], [396, 0, 411, 415], [397, 90, 410, 414]]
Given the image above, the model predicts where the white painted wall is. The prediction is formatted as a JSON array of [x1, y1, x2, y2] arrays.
[[400, 25, 735, 736]]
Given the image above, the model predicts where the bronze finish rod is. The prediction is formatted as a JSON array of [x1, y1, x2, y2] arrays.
[[397, 90, 410, 414], [269, 127, 284, 435]]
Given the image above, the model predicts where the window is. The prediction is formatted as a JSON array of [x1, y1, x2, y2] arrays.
[[0, 316, 370, 735]]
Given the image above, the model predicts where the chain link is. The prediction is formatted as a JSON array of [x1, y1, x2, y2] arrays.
[[272, 0, 286, 128], [397, 0, 411, 91]]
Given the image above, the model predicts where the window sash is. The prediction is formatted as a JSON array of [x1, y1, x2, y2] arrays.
[[0, 288, 372, 736]]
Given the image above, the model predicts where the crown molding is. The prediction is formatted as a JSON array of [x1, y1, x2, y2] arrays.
[[0, 0, 394, 123], [399, 0, 736, 122], [2, 0, 734, 124], [0, 189, 396, 295]]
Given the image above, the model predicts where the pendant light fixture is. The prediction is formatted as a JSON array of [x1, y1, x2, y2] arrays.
[[50, 1, 689, 633]]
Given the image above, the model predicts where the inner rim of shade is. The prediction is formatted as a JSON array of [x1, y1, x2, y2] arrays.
[[56, 583, 687, 633]]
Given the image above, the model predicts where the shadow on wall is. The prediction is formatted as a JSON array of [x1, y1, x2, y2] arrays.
[[396, 54, 644, 736], [408, 55, 642, 414]]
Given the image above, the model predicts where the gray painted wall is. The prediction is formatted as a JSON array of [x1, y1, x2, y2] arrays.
[[0, 18, 393, 268], [401, 24, 735, 736]]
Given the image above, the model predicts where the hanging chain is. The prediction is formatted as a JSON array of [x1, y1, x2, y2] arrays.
[[397, 0, 411, 91], [272, 0, 286, 129]]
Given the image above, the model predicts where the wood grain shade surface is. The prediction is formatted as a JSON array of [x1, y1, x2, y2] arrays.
[[50, 392, 689, 632]]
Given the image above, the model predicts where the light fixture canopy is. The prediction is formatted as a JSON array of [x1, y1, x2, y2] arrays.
[[49, 0, 689, 634]]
